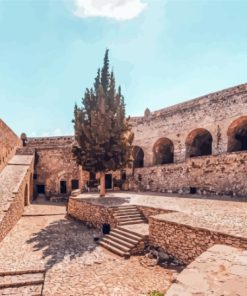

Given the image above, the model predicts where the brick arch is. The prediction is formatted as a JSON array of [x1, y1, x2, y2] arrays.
[[227, 116, 247, 152], [132, 146, 144, 168], [186, 128, 213, 158], [153, 137, 174, 165]]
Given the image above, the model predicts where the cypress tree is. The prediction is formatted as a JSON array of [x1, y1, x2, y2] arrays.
[[72, 50, 134, 196]]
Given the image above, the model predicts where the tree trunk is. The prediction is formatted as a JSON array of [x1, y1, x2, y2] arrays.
[[100, 171, 106, 197]]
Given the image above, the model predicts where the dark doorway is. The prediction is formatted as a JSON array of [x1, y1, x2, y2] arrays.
[[133, 146, 144, 168], [71, 179, 79, 190], [60, 181, 67, 194], [36, 184, 45, 194], [190, 187, 197, 194], [105, 174, 112, 189]]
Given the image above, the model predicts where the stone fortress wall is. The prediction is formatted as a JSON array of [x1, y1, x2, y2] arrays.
[[0, 119, 20, 173], [131, 83, 247, 197], [26, 136, 88, 198]]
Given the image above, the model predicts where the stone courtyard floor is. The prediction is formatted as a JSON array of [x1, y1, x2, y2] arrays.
[[0, 200, 174, 296]]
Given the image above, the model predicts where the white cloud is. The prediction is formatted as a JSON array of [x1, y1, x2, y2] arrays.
[[73, 0, 147, 21]]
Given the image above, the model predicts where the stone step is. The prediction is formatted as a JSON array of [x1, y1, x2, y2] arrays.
[[113, 228, 143, 240], [101, 237, 131, 252], [114, 213, 142, 219], [114, 210, 140, 216], [109, 230, 139, 245], [0, 284, 43, 295], [113, 205, 137, 210], [118, 225, 147, 238], [99, 241, 130, 258], [117, 216, 144, 222], [104, 234, 136, 248], [118, 220, 145, 226], [0, 272, 44, 289]]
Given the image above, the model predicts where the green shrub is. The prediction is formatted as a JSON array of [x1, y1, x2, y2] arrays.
[[147, 290, 164, 296]]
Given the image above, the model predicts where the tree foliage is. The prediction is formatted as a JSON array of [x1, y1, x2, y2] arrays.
[[72, 50, 134, 174]]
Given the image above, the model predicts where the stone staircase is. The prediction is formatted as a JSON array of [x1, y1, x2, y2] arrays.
[[99, 205, 148, 257], [15, 147, 35, 155], [0, 269, 45, 295], [113, 205, 146, 226]]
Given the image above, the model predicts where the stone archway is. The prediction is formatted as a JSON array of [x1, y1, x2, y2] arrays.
[[132, 146, 144, 168], [227, 116, 247, 152], [153, 137, 174, 165], [186, 128, 213, 158]]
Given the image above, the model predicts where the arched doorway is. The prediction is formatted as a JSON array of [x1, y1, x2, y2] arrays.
[[132, 146, 144, 168], [227, 116, 247, 152], [153, 137, 174, 165], [186, 128, 213, 158], [24, 184, 29, 206]]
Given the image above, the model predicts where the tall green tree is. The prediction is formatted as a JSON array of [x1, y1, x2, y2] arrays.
[[72, 50, 134, 196]]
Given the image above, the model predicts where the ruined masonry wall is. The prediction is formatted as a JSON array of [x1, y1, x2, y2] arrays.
[[135, 151, 247, 197], [0, 119, 20, 172], [149, 214, 247, 264]]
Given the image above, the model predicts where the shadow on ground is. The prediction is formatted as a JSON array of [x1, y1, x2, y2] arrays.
[[26, 216, 101, 270]]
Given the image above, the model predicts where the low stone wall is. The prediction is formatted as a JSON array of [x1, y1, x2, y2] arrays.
[[135, 151, 247, 198], [149, 213, 247, 264], [68, 197, 118, 229]]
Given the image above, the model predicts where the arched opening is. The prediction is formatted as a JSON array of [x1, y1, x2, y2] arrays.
[[132, 146, 144, 168], [24, 184, 29, 206], [153, 137, 174, 165], [186, 128, 213, 158], [227, 116, 247, 152]]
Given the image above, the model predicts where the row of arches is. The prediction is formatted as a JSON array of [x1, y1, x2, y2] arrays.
[[133, 116, 247, 167]]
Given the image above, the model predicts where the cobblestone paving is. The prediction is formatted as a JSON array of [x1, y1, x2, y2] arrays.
[[81, 192, 247, 238], [0, 202, 174, 295]]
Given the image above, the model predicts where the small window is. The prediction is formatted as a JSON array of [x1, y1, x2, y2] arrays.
[[60, 181, 67, 194], [121, 170, 127, 180], [33, 174, 38, 180], [71, 179, 79, 190]]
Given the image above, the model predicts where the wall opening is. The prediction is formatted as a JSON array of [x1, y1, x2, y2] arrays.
[[227, 116, 247, 152], [190, 187, 197, 194], [36, 184, 45, 194], [153, 137, 174, 165], [121, 170, 127, 180], [105, 174, 112, 189], [24, 184, 29, 206], [71, 179, 79, 190], [132, 146, 144, 168], [186, 128, 213, 158], [60, 181, 67, 194]]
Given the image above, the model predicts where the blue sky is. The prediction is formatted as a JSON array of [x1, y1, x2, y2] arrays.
[[0, 0, 247, 137]]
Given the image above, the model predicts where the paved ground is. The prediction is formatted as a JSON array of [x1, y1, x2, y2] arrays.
[[166, 244, 247, 295], [0, 201, 174, 295], [78, 192, 247, 238]]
